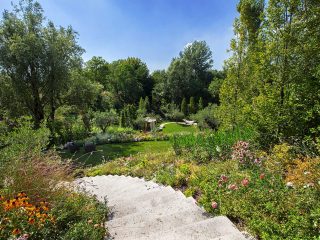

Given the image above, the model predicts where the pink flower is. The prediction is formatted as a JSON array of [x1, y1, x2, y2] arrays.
[[259, 173, 265, 180], [228, 184, 238, 190], [211, 201, 218, 209], [220, 175, 228, 183], [241, 178, 249, 187]]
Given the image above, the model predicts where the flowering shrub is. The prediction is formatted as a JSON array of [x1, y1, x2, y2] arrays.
[[231, 141, 262, 167], [266, 143, 294, 172], [171, 127, 256, 163], [0, 121, 108, 240], [285, 157, 320, 187], [90, 148, 320, 239], [0, 192, 55, 239]]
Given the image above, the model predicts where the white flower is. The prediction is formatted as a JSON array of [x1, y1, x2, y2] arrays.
[[216, 146, 221, 152], [286, 182, 294, 188]]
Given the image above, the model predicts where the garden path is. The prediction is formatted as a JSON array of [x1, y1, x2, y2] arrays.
[[76, 175, 248, 240], [159, 121, 176, 129]]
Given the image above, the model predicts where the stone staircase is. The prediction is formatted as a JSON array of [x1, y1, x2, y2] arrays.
[[76, 175, 248, 240]]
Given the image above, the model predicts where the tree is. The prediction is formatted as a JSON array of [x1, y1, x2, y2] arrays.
[[138, 97, 145, 111], [119, 110, 125, 128], [181, 98, 187, 116], [218, 0, 264, 131], [84, 57, 112, 111], [144, 96, 150, 113], [65, 70, 103, 133], [0, 0, 83, 128], [108, 57, 150, 108], [166, 41, 213, 103], [94, 110, 118, 133], [151, 70, 167, 110], [219, 0, 320, 146], [189, 97, 196, 115], [84, 57, 109, 89], [198, 97, 204, 111]]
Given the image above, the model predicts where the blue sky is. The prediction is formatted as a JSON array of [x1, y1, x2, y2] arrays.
[[0, 0, 239, 71]]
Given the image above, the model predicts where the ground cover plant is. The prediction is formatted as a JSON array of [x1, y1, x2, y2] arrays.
[[87, 140, 320, 240], [171, 127, 257, 163], [0, 120, 108, 240]]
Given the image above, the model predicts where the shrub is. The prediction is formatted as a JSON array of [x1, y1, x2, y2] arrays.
[[93, 110, 118, 133], [190, 104, 219, 130], [285, 157, 320, 187], [171, 127, 257, 162], [0, 119, 108, 239], [90, 151, 320, 239], [0, 192, 55, 239], [161, 102, 184, 121]]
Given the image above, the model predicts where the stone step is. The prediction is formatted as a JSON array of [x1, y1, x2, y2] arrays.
[[110, 189, 190, 218], [76, 175, 248, 240], [108, 207, 208, 239], [145, 217, 247, 240]]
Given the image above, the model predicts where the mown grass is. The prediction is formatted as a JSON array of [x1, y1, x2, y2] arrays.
[[60, 141, 171, 166], [162, 122, 198, 135]]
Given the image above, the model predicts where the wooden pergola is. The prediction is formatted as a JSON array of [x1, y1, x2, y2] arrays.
[[144, 117, 157, 131]]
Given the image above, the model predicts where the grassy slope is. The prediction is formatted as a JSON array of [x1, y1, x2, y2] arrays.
[[162, 123, 198, 135], [61, 141, 171, 166]]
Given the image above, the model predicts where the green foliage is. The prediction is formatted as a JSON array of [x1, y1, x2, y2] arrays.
[[181, 98, 188, 116], [144, 96, 150, 113], [208, 78, 223, 101], [0, 118, 50, 169], [190, 104, 219, 130], [0, 0, 83, 128], [138, 97, 145, 115], [219, 0, 320, 147], [161, 102, 184, 121], [108, 57, 149, 107], [0, 118, 107, 239], [52, 193, 107, 240], [84, 56, 109, 89], [94, 110, 118, 133], [171, 127, 257, 163], [198, 97, 204, 111], [52, 106, 88, 143], [166, 41, 213, 103], [89, 148, 320, 239], [188, 97, 197, 114]]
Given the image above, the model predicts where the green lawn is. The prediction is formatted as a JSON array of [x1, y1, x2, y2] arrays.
[[162, 122, 198, 135], [60, 140, 171, 166]]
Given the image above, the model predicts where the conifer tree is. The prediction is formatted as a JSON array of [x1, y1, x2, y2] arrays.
[[198, 97, 204, 110], [189, 97, 196, 114], [181, 98, 187, 116]]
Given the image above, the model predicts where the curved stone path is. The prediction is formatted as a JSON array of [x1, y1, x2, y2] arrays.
[[76, 175, 248, 240]]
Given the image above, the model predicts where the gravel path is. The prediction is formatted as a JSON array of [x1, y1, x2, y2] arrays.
[[76, 175, 248, 240]]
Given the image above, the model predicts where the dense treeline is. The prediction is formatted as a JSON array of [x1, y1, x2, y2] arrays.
[[1, 0, 320, 149], [219, 0, 320, 146], [0, 0, 224, 144]]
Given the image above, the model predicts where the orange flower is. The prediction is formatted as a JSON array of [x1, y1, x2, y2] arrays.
[[42, 206, 49, 211], [12, 228, 21, 235], [28, 218, 35, 224]]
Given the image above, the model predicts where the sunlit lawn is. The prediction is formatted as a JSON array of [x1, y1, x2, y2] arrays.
[[162, 122, 198, 135], [60, 140, 171, 166]]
